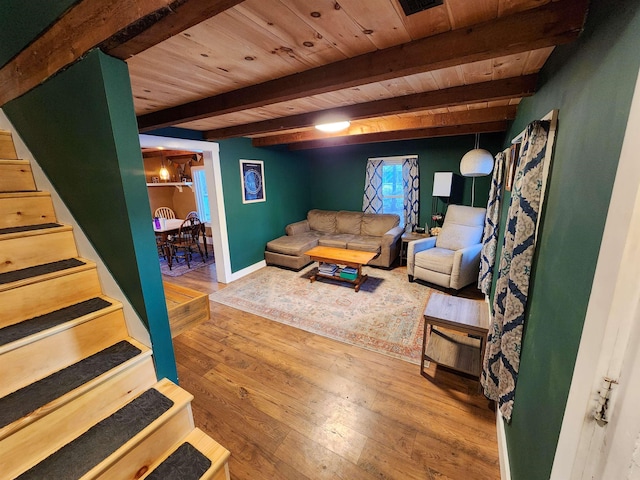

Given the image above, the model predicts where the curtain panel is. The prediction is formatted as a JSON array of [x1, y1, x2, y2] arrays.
[[402, 157, 420, 228], [362, 158, 384, 214], [478, 151, 506, 295], [481, 120, 551, 422]]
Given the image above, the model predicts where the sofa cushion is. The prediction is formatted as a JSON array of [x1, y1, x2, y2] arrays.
[[347, 236, 381, 253], [361, 213, 400, 236], [414, 247, 455, 275], [307, 209, 337, 233], [266, 235, 318, 256], [318, 234, 356, 249], [336, 211, 363, 234]]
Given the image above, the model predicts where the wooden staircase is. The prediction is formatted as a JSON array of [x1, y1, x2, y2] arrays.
[[0, 130, 230, 479]]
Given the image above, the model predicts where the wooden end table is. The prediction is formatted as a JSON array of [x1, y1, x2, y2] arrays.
[[421, 292, 490, 379], [304, 246, 377, 292]]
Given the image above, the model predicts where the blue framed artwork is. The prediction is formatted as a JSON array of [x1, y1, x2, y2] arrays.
[[240, 159, 266, 204]]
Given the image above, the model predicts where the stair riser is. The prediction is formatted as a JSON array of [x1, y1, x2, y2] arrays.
[[0, 161, 36, 192], [0, 309, 129, 397], [0, 356, 156, 478], [0, 132, 18, 160], [0, 229, 77, 274], [0, 194, 56, 229], [0, 268, 102, 327]]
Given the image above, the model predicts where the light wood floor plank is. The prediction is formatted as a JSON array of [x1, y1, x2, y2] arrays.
[[166, 263, 500, 480]]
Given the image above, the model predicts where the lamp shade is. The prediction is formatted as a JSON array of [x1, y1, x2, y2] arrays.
[[460, 149, 494, 177]]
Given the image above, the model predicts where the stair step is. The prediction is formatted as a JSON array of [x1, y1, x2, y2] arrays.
[[0, 263, 102, 325], [0, 257, 87, 289], [0, 340, 142, 430], [0, 309, 129, 398], [0, 159, 36, 192], [16, 380, 193, 480], [0, 296, 114, 349], [142, 429, 231, 480], [0, 225, 77, 274], [0, 191, 57, 229]]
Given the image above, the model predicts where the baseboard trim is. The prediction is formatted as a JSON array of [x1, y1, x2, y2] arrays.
[[497, 407, 512, 480], [227, 260, 266, 283]]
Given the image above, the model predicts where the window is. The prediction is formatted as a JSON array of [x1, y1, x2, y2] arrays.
[[381, 160, 404, 224], [191, 167, 210, 223]]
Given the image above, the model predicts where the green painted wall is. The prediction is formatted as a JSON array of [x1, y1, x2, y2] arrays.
[[496, 1, 640, 478], [217, 139, 312, 271], [304, 134, 504, 228], [4, 50, 177, 382], [0, 0, 79, 68]]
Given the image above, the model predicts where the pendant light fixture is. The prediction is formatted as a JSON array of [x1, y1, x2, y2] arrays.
[[159, 154, 170, 181], [460, 133, 494, 206]]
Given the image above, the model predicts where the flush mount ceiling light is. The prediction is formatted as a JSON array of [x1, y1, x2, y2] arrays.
[[315, 121, 351, 133]]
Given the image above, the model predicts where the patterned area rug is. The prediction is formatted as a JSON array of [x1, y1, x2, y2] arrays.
[[210, 265, 433, 364], [159, 253, 215, 277]]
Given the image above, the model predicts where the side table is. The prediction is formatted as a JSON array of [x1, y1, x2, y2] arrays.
[[399, 231, 429, 266], [421, 292, 489, 379]]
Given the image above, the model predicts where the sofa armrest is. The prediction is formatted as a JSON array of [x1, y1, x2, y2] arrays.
[[451, 244, 483, 290], [285, 220, 310, 236], [407, 236, 436, 276], [380, 225, 404, 247]]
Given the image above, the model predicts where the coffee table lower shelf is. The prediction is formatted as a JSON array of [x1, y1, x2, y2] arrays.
[[424, 327, 482, 377], [310, 269, 368, 292]]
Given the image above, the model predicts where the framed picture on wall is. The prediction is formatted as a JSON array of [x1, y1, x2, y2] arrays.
[[240, 159, 266, 203]]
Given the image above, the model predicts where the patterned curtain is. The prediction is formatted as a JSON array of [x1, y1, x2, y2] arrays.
[[402, 157, 420, 229], [362, 158, 384, 213], [478, 151, 506, 295], [481, 120, 551, 422]]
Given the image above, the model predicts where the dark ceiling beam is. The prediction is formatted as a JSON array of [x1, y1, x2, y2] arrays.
[[138, 0, 587, 131], [251, 106, 517, 148], [0, 0, 241, 107], [204, 75, 537, 140], [285, 121, 509, 151], [103, 0, 245, 59]]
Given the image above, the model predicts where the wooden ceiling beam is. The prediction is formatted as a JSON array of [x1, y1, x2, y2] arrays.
[[204, 75, 537, 140], [285, 121, 510, 151], [0, 0, 241, 107], [103, 0, 245, 59], [251, 105, 517, 148], [138, 0, 587, 131]]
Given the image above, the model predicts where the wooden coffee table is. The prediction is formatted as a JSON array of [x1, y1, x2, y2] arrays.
[[304, 246, 377, 292]]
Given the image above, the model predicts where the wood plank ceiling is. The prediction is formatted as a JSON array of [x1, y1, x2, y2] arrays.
[[1, 0, 589, 150]]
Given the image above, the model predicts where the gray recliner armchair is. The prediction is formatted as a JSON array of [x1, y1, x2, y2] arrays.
[[407, 205, 486, 291]]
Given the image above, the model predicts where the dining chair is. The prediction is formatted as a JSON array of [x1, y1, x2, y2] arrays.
[[170, 217, 205, 268], [154, 206, 176, 219], [186, 211, 199, 219]]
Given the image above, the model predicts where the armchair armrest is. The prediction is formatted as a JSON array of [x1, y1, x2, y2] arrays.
[[285, 220, 310, 236], [451, 244, 483, 290], [407, 236, 436, 276]]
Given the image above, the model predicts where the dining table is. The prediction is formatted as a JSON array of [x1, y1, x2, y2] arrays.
[[153, 218, 208, 269]]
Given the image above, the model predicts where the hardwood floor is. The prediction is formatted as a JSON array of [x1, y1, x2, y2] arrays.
[[164, 263, 500, 480]]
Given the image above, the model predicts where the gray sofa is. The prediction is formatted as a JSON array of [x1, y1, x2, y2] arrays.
[[265, 209, 403, 270]]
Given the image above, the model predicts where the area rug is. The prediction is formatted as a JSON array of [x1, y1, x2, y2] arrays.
[[159, 253, 215, 277], [209, 265, 433, 364]]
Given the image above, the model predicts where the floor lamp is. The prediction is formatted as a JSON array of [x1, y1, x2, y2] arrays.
[[460, 134, 494, 206]]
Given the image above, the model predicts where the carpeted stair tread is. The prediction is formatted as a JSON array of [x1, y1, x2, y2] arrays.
[[0, 258, 85, 285], [0, 340, 141, 429], [0, 223, 61, 235], [146, 442, 212, 480], [16, 388, 174, 480], [0, 297, 112, 347]]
